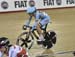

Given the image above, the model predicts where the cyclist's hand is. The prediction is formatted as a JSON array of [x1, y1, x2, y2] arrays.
[[31, 25, 36, 31], [22, 25, 27, 30]]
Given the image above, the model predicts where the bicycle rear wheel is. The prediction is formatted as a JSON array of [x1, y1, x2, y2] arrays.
[[43, 30, 57, 49], [16, 32, 34, 49]]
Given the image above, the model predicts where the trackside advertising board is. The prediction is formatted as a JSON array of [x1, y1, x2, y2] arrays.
[[0, 0, 75, 12]]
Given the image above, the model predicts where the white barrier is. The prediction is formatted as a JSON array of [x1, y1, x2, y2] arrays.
[[0, 0, 75, 12]]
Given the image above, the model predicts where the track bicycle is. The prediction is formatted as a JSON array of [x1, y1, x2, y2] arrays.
[[16, 24, 57, 49]]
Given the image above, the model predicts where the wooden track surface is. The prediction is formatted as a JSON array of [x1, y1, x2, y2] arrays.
[[0, 8, 75, 57]]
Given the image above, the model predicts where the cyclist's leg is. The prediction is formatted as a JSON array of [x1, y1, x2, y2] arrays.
[[36, 18, 50, 41], [36, 23, 44, 41]]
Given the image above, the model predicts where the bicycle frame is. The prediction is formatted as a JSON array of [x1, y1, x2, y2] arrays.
[[32, 24, 48, 40], [16, 24, 48, 49], [23, 23, 48, 40]]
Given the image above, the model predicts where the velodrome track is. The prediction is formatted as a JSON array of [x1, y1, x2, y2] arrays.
[[0, 8, 75, 57]]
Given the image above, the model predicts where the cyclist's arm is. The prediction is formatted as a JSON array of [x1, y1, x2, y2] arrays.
[[30, 12, 40, 31], [31, 18, 39, 31], [34, 12, 40, 25], [9, 48, 13, 57], [9, 46, 17, 57], [25, 16, 32, 26], [0, 51, 3, 57]]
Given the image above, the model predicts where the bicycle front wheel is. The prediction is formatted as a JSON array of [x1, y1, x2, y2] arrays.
[[16, 32, 34, 49]]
